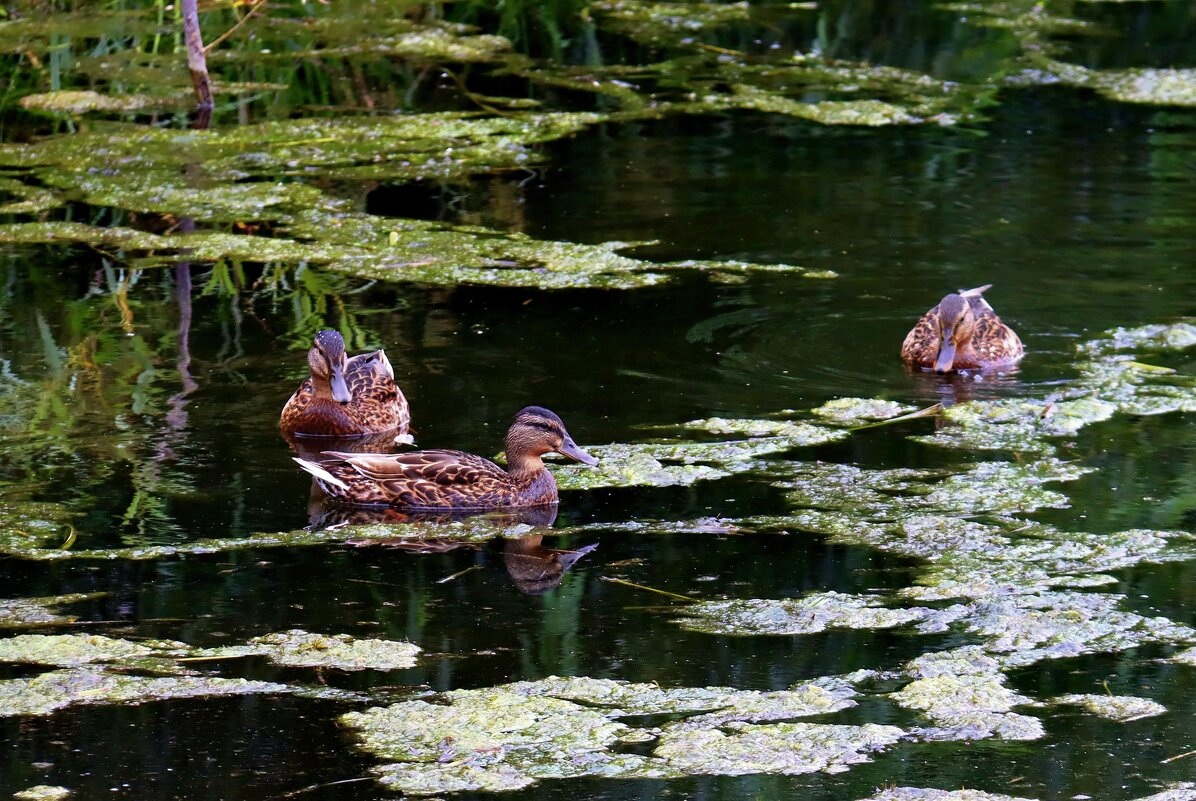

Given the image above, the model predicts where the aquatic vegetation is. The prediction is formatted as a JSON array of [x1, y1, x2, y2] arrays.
[[863, 790, 1034, 801], [675, 416, 849, 442], [12, 788, 72, 801], [673, 591, 929, 636], [653, 721, 905, 776], [201, 629, 421, 671], [589, 1, 754, 48], [0, 633, 189, 670], [0, 593, 99, 629], [342, 675, 896, 793], [1052, 693, 1166, 721], [810, 397, 917, 425], [0, 667, 287, 717]]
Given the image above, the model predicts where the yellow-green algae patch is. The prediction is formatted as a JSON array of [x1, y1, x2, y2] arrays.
[[13, 787, 72, 801], [0, 633, 189, 670], [672, 591, 929, 636], [811, 397, 918, 425], [862, 789, 1034, 801], [915, 324, 1196, 453], [1052, 693, 1166, 721], [341, 675, 890, 792], [200, 629, 420, 671], [0, 667, 288, 717], [589, 1, 754, 48], [0, 593, 100, 628], [653, 722, 905, 776], [675, 417, 849, 443], [892, 647, 1044, 741]]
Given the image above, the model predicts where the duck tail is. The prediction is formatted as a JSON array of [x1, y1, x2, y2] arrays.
[[292, 457, 350, 491]]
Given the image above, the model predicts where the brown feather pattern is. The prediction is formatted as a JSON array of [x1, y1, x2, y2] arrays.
[[280, 333, 410, 437], [294, 406, 595, 510], [901, 285, 1023, 372]]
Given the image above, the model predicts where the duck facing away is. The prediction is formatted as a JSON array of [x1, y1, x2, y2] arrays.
[[901, 285, 1024, 373], [293, 406, 597, 509], [280, 329, 410, 438]]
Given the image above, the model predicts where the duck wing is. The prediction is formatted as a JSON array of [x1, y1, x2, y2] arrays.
[[901, 304, 943, 366], [962, 290, 1024, 364], [345, 349, 398, 402]]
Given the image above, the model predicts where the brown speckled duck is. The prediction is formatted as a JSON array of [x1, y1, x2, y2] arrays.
[[293, 406, 597, 509], [279, 329, 410, 438], [901, 285, 1024, 373]]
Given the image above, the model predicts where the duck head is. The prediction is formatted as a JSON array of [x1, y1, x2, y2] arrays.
[[934, 293, 976, 374], [505, 406, 598, 475], [308, 329, 352, 404]]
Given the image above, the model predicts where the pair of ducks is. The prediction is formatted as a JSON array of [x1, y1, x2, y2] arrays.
[[284, 285, 1022, 511], [281, 330, 596, 510]]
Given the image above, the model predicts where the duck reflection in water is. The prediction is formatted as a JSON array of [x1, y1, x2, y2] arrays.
[[905, 367, 1025, 409], [504, 533, 598, 595]]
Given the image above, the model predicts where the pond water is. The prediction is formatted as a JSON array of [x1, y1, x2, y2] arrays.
[[2, 1, 1196, 800]]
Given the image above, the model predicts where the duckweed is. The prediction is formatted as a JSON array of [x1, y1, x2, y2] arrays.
[[1052, 693, 1167, 721], [0, 593, 99, 628], [342, 676, 901, 792], [0, 633, 189, 669], [673, 591, 929, 636], [12, 787, 72, 801], [0, 667, 287, 717], [201, 629, 421, 670]]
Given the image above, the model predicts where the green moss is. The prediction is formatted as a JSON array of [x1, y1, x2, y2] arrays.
[[863, 789, 1035, 801], [673, 592, 929, 636], [810, 397, 917, 425], [1052, 693, 1166, 721], [0, 667, 287, 716], [653, 721, 905, 775], [13, 787, 72, 801], [0, 633, 188, 669], [0, 593, 99, 629], [19, 90, 174, 114], [590, 1, 754, 48], [202, 629, 420, 670]]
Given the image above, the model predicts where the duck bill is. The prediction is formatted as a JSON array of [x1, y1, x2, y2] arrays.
[[330, 365, 352, 403], [934, 337, 957, 374], [558, 437, 598, 466]]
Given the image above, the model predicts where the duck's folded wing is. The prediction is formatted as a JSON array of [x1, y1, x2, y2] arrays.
[[322, 450, 502, 486]]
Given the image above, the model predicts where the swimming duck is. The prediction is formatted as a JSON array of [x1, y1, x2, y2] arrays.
[[279, 329, 410, 437], [293, 406, 597, 509], [901, 285, 1024, 373]]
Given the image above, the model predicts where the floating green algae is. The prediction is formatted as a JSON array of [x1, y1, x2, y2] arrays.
[[672, 591, 929, 636], [653, 721, 905, 776], [12, 787, 72, 801], [589, 0, 754, 47], [0, 667, 288, 717], [19, 90, 173, 114], [810, 397, 918, 425], [892, 647, 1044, 741], [863, 789, 1034, 801], [200, 629, 421, 671], [674, 417, 849, 443], [553, 437, 793, 490], [341, 675, 890, 792], [1052, 693, 1166, 721], [0, 593, 100, 628], [0, 633, 189, 670]]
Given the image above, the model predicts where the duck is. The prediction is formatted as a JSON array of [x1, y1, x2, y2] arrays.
[[901, 285, 1024, 373], [279, 329, 410, 437], [292, 406, 597, 509]]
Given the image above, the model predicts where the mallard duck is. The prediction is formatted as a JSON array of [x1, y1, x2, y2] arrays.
[[293, 406, 597, 509], [279, 329, 410, 437], [901, 285, 1024, 373]]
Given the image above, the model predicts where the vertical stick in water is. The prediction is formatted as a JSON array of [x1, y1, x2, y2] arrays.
[[182, 0, 214, 113]]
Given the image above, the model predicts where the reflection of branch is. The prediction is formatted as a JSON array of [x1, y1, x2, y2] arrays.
[[161, 227, 200, 447]]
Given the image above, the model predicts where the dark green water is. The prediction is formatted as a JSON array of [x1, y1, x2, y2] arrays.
[[3, 1, 1196, 798]]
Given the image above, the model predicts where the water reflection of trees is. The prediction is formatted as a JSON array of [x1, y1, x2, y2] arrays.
[[0, 263, 399, 546]]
